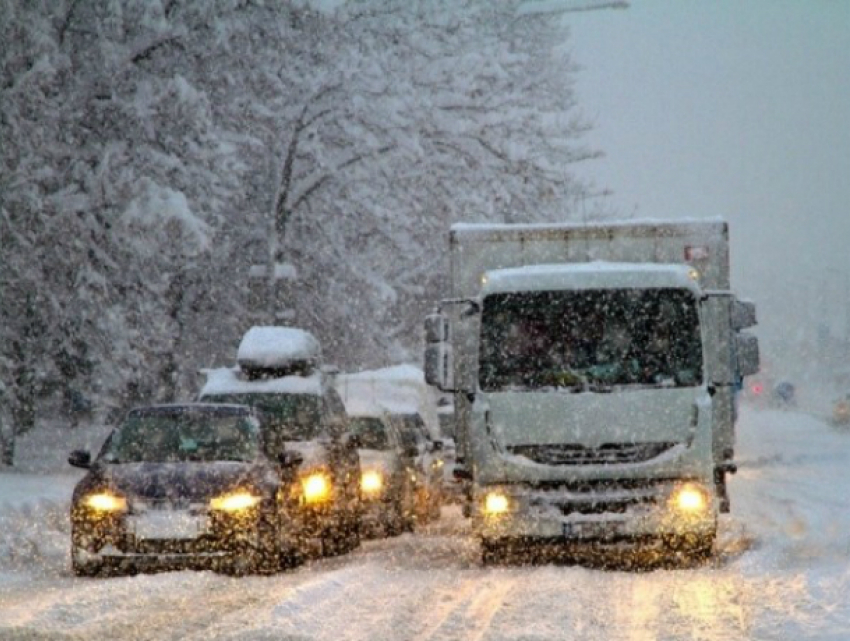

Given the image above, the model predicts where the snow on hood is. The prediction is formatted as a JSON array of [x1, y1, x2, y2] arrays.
[[199, 367, 322, 397], [237, 326, 321, 368]]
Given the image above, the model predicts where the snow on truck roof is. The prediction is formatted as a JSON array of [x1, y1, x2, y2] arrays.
[[481, 262, 702, 295], [451, 218, 727, 236], [199, 367, 323, 397], [236, 326, 321, 369]]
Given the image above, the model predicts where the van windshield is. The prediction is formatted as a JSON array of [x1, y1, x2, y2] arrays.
[[479, 288, 702, 392], [349, 417, 391, 451], [200, 393, 322, 441]]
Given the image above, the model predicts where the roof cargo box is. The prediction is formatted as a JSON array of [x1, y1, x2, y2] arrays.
[[237, 326, 321, 378]]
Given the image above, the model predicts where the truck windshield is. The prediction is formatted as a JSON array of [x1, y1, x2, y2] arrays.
[[479, 288, 702, 391]]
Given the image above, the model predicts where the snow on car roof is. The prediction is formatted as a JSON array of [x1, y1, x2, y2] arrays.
[[237, 326, 321, 369], [199, 367, 323, 397]]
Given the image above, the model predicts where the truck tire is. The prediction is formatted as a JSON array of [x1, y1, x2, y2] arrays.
[[668, 529, 716, 564], [481, 539, 510, 566]]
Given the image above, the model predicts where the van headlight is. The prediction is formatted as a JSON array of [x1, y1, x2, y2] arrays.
[[670, 483, 710, 514], [483, 492, 510, 516], [210, 491, 262, 512], [360, 470, 384, 495], [302, 472, 332, 504]]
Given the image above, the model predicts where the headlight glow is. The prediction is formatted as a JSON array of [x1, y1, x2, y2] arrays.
[[360, 470, 384, 495], [671, 483, 709, 513], [210, 491, 262, 512], [483, 492, 509, 516], [83, 492, 127, 512], [302, 472, 332, 504]]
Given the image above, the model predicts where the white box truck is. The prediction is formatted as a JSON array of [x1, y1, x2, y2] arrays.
[[424, 220, 759, 563]]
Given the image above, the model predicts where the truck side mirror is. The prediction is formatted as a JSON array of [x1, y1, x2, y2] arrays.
[[424, 313, 450, 343], [736, 332, 760, 377], [425, 342, 454, 391], [732, 299, 757, 330]]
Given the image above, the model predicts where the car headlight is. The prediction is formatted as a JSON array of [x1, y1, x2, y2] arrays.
[[82, 491, 127, 513], [361, 470, 384, 495], [210, 491, 262, 512], [670, 483, 710, 514], [483, 491, 510, 516], [302, 472, 332, 504]]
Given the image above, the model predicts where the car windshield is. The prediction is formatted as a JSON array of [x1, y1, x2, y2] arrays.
[[349, 417, 391, 450], [479, 288, 703, 392], [202, 393, 322, 441], [101, 411, 260, 463]]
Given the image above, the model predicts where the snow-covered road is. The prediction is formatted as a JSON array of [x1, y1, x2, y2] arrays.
[[2, 406, 850, 640]]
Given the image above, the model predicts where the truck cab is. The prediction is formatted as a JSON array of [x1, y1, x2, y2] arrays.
[[424, 221, 759, 562]]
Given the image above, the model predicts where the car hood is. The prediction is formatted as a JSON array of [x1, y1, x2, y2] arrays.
[[96, 461, 269, 502]]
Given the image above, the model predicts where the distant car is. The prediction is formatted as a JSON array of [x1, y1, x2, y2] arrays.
[[436, 404, 464, 504], [388, 411, 444, 523], [833, 394, 850, 426], [69, 403, 314, 576], [771, 381, 796, 408], [348, 411, 417, 536]]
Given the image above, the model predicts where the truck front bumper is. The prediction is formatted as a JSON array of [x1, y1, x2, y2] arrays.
[[473, 478, 717, 544]]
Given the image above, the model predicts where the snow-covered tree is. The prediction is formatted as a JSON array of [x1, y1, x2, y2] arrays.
[[1, 0, 608, 461]]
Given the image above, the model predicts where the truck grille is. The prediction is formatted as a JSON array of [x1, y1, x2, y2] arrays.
[[508, 442, 678, 466]]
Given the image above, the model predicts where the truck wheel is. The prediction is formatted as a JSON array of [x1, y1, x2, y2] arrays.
[[481, 539, 508, 566], [669, 530, 716, 564]]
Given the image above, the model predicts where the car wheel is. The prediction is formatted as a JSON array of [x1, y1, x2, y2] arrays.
[[226, 512, 281, 575], [71, 545, 104, 577]]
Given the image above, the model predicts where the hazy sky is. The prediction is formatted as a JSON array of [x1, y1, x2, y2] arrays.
[[565, 0, 850, 370]]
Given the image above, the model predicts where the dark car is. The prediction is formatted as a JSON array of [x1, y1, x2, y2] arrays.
[[387, 411, 444, 523], [68, 403, 328, 576], [347, 410, 417, 537]]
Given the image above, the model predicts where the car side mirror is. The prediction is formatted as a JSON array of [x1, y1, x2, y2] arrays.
[[403, 444, 419, 459], [68, 450, 92, 469], [453, 465, 472, 481], [277, 450, 304, 468], [344, 433, 362, 449]]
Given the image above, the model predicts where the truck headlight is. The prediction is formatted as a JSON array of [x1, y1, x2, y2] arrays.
[[210, 491, 262, 512], [82, 491, 127, 513], [360, 470, 384, 495], [302, 472, 332, 504], [483, 492, 510, 516], [670, 483, 709, 514]]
